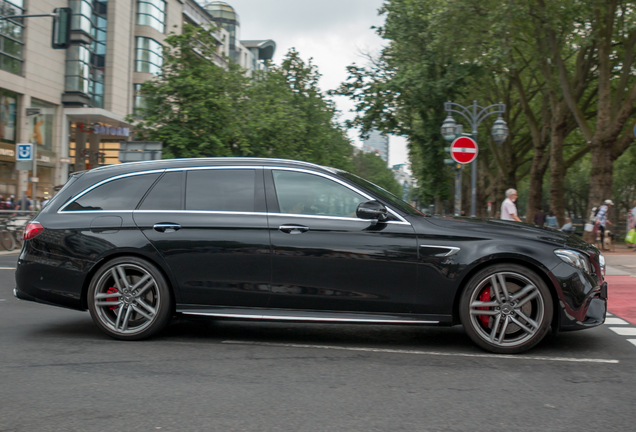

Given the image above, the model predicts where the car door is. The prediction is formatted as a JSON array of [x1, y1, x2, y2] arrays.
[[266, 168, 419, 314], [133, 167, 271, 308]]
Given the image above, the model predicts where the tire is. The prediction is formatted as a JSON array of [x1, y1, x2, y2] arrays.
[[87, 256, 172, 340], [459, 264, 553, 354], [0, 229, 15, 251]]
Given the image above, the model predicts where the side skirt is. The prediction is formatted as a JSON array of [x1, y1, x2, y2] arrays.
[[176, 305, 451, 325]]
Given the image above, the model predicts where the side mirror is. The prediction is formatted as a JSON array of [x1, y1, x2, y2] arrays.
[[356, 200, 389, 222]]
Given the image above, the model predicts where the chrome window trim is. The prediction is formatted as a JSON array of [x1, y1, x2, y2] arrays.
[[58, 169, 167, 213], [268, 167, 410, 225], [57, 165, 411, 226]]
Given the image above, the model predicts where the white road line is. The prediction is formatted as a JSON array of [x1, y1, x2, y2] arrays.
[[0, 267, 16, 270], [605, 317, 629, 325], [628, 340, 636, 348], [221, 341, 619, 364], [609, 327, 636, 336]]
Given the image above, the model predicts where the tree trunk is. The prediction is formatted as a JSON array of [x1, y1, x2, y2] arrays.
[[526, 147, 549, 226], [587, 139, 614, 215]]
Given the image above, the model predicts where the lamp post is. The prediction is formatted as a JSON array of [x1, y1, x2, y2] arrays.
[[441, 101, 508, 217]]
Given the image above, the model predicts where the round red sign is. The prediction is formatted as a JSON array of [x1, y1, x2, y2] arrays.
[[450, 137, 478, 164]]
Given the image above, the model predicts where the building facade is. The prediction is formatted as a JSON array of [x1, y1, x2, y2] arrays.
[[361, 129, 389, 163], [0, 0, 274, 201]]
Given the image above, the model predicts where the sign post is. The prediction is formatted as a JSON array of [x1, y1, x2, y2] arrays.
[[449, 137, 478, 217]]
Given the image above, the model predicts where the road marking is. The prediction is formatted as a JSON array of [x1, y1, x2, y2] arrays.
[[605, 317, 629, 325], [221, 341, 619, 364], [628, 340, 636, 348], [0, 267, 16, 270], [609, 327, 636, 336]]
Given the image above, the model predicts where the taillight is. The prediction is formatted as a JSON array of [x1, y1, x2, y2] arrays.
[[23, 222, 44, 241]]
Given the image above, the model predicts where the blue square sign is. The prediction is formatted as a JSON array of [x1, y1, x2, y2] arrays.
[[16, 143, 33, 161]]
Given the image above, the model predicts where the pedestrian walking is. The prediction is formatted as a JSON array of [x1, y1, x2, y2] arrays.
[[500, 189, 521, 222], [546, 211, 559, 229], [595, 199, 613, 251], [626, 200, 636, 248]]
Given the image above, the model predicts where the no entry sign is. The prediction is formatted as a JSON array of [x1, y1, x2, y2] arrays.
[[450, 137, 478, 164]]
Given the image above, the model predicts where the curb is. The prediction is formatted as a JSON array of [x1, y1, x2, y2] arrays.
[[0, 250, 20, 256]]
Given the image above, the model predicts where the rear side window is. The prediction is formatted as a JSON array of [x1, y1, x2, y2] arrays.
[[64, 173, 160, 211], [139, 171, 183, 210], [186, 169, 255, 212]]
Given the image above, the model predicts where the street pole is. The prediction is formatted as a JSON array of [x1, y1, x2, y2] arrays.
[[444, 101, 506, 217], [454, 164, 462, 216]]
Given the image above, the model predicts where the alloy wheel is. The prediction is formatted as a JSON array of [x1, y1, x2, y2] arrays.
[[92, 263, 161, 336]]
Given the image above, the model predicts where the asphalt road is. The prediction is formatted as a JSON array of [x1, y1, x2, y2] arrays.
[[1, 252, 636, 432]]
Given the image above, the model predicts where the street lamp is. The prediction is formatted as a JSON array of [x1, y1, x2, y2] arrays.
[[441, 115, 458, 142], [443, 101, 507, 217], [491, 116, 509, 145]]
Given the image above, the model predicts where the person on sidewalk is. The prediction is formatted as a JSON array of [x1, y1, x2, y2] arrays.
[[596, 199, 613, 251], [534, 207, 546, 227], [560, 217, 575, 234], [546, 211, 559, 229], [501, 189, 521, 222]]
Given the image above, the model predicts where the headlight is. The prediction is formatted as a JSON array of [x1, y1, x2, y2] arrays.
[[599, 254, 605, 276], [554, 249, 591, 274]]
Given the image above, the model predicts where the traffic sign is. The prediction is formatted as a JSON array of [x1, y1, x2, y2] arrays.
[[16, 143, 34, 161], [450, 137, 478, 164]]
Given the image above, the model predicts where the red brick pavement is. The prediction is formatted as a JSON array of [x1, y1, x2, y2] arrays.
[[606, 275, 636, 325]]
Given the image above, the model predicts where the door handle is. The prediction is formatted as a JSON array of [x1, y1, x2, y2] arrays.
[[279, 225, 309, 234], [153, 223, 181, 233]]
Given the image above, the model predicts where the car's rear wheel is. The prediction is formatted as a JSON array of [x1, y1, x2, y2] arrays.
[[459, 264, 553, 354], [87, 256, 172, 340]]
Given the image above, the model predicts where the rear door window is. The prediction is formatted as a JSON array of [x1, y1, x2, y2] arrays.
[[139, 171, 183, 210], [63, 173, 160, 211], [185, 169, 256, 212]]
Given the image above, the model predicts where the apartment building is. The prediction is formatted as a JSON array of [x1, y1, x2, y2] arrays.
[[0, 0, 275, 200]]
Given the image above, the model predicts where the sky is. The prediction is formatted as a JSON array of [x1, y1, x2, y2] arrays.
[[196, 0, 409, 167]]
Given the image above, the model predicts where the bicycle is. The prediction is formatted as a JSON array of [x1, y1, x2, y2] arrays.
[[0, 216, 28, 251]]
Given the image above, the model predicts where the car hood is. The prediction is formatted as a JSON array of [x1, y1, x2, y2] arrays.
[[420, 215, 594, 251]]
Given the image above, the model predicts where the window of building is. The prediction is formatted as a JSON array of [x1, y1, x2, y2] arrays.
[[273, 170, 366, 217], [69, 0, 94, 34], [64, 173, 161, 211], [139, 171, 182, 210], [133, 84, 147, 115], [65, 45, 91, 94], [137, 0, 166, 33], [0, 0, 25, 75], [185, 169, 256, 212], [135, 37, 163, 75]]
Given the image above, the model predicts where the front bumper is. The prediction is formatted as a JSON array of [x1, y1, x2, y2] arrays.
[[551, 260, 607, 331]]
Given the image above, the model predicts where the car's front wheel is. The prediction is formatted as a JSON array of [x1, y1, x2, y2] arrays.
[[87, 257, 172, 340], [459, 264, 553, 354]]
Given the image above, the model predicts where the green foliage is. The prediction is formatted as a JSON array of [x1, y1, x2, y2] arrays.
[[351, 151, 402, 197], [129, 25, 353, 171]]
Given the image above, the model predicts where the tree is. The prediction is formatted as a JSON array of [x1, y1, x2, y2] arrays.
[[129, 25, 354, 171], [351, 151, 402, 197]]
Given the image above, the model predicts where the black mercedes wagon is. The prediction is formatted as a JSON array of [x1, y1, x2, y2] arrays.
[[15, 158, 607, 353]]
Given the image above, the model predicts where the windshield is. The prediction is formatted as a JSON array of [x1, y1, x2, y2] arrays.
[[337, 171, 424, 217]]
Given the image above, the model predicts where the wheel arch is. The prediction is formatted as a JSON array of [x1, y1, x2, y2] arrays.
[[451, 256, 559, 330], [80, 251, 177, 313]]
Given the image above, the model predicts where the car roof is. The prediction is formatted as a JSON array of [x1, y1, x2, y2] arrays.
[[86, 157, 336, 177]]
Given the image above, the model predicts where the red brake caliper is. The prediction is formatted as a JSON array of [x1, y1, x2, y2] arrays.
[[478, 287, 491, 327], [106, 287, 119, 310]]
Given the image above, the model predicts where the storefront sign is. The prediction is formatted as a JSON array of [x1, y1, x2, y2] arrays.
[[0, 147, 15, 157], [26, 108, 41, 116], [76, 122, 130, 137], [0, 89, 18, 144]]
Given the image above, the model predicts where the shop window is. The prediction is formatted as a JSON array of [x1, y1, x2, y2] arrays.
[[0, 88, 18, 144]]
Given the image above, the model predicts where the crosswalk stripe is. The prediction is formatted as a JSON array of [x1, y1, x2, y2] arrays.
[[609, 327, 636, 336], [605, 317, 629, 325]]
